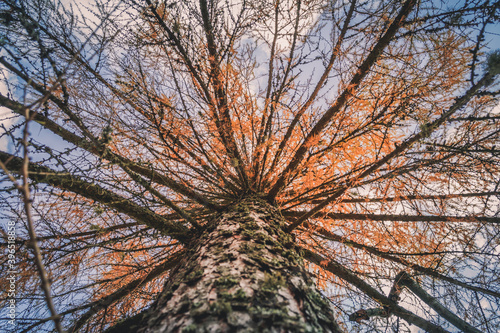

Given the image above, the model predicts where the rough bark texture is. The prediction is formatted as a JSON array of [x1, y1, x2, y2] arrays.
[[128, 196, 341, 332]]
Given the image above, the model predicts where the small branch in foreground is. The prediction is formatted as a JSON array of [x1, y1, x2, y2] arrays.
[[0, 108, 65, 332]]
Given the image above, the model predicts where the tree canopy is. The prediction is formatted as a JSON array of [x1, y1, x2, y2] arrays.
[[1, 0, 500, 331]]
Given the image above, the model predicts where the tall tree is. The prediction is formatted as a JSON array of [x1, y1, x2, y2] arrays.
[[1, 0, 500, 332]]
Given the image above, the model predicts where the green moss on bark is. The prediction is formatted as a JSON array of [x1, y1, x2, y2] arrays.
[[131, 196, 341, 333]]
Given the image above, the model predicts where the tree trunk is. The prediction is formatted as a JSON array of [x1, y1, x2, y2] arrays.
[[110, 196, 342, 333]]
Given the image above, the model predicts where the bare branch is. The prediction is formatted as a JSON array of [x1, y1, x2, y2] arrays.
[[0, 151, 190, 242]]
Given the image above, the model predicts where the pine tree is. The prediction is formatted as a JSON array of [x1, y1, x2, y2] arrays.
[[1, 0, 499, 332]]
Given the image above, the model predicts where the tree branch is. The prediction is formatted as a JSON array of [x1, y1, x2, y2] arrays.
[[302, 247, 450, 332], [398, 272, 482, 333], [0, 91, 222, 212], [301, 223, 500, 298], [284, 211, 500, 224], [267, 0, 417, 201], [286, 71, 497, 231], [0, 151, 190, 242], [68, 251, 183, 332]]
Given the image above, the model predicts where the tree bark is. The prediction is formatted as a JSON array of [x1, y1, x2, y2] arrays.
[[111, 196, 342, 333]]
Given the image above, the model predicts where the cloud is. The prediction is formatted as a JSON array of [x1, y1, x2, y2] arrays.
[[491, 101, 500, 115], [0, 67, 16, 152]]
